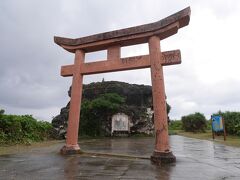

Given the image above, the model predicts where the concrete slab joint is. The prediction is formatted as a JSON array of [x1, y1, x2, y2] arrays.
[[54, 7, 191, 163]]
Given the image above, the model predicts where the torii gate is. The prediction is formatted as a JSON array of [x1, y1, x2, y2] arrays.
[[54, 7, 190, 164]]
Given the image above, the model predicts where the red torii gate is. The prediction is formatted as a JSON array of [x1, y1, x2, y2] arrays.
[[54, 7, 190, 164]]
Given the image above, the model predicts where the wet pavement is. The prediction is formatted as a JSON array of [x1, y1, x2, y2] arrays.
[[0, 136, 240, 180]]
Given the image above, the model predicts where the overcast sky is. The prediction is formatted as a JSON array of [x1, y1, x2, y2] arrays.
[[0, 0, 240, 121]]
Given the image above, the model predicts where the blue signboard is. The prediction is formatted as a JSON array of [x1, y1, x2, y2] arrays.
[[212, 115, 224, 132]]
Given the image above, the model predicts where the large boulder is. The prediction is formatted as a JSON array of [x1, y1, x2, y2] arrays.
[[51, 81, 165, 138]]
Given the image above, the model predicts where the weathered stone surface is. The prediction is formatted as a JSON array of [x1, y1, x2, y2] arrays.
[[51, 81, 159, 139], [51, 105, 69, 139], [82, 81, 152, 107], [60, 145, 82, 155], [151, 151, 176, 165]]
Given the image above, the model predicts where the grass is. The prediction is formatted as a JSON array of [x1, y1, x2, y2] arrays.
[[0, 140, 64, 155], [173, 130, 240, 147]]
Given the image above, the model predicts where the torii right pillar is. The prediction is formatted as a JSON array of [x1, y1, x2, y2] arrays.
[[149, 36, 176, 164]]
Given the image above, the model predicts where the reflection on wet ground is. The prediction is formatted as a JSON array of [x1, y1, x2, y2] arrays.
[[0, 136, 240, 179]]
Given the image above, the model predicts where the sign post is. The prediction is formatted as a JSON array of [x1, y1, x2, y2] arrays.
[[211, 115, 226, 141]]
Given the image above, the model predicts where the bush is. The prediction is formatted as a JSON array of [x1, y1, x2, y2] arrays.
[[0, 109, 4, 115], [213, 111, 240, 136], [168, 120, 182, 131], [181, 112, 207, 132], [0, 112, 53, 145], [80, 93, 125, 137]]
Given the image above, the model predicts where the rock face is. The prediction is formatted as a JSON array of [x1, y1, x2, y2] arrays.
[[52, 81, 157, 139]]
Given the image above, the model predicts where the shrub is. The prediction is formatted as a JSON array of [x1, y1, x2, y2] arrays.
[[0, 112, 53, 144], [0, 109, 4, 115], [168, 120, 182, 131], [79, 93, 125, 137], [206, 120, 212, 130], [181, 112, 207, 132], [213, 111, 240, 136]]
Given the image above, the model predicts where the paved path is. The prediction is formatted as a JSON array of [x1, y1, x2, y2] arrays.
[[0, 136, 240, 179]]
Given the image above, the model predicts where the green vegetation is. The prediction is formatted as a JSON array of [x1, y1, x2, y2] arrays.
[[0, 109, 4, 115], [175, 111, 240, 136], [0, 109, 53, 145], [213, 111, 240, 136], [168, 120, 182, 135], [181, 112, 207, 132], [166, 103, 171, 115], [79, 93, 125, 137], [169, 120, 182, 131], [168, 111, 240, 147]]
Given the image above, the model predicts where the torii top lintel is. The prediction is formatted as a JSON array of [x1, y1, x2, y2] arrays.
[[54, 7, 190, 53]]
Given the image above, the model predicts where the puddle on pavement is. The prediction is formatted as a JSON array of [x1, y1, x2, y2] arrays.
[[0, 136, 240, 179]]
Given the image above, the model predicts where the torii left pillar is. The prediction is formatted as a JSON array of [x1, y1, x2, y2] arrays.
[[60, 50, 84, 154]]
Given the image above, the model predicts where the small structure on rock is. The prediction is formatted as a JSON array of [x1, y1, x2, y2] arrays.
[[111, 113, 130, 136]]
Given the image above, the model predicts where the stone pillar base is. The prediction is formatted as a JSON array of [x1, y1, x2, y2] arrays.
[[60, 144, 82, 155], [151, 151, 176, 165]]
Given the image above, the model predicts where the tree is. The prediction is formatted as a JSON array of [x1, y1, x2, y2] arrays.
[[0, 109, 5, 115], [79, 93, 125, 136], [213, 111, 240, 136], [166, 103, 171, 115], [181, 112, 207, 132]]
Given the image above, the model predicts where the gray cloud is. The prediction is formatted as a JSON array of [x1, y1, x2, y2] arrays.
[[0, 0, 239, 121]]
